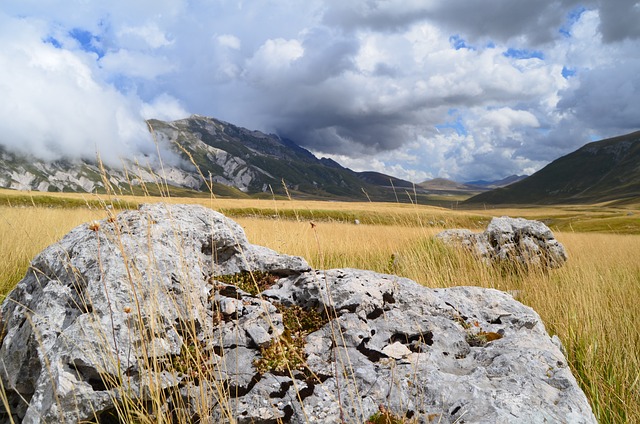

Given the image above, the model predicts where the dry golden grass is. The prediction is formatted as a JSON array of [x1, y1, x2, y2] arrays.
[[522, 232, 640, 423], [0, 206, 108, 295], [1, 197, 639, 423]]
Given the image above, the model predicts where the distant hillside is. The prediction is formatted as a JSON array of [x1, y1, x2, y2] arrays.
[[465, 175, 527, 188], [465, 131, 640, 205], [356, 171, 416, 189], [419, 178, 484, 193]]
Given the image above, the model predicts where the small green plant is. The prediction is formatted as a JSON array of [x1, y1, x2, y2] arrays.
[[169, 340, 209, 381], [254, 304, 328, 375], [452, 313, 472, 330], [216, 271, 279, 295], [366, 405, 413, 424], [465, 330, 503, 347], [453, 314, 504, 348]]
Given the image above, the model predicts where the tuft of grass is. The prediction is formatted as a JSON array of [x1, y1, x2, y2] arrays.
[[0, 206, 109, 297]]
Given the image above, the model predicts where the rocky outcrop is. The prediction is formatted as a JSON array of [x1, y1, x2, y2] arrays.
[[436, 216, 568, 268], [0, 205, 593, 423], [0, 152, 202, 193]]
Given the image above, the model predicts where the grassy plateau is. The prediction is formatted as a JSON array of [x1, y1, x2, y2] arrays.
[[0, 187, 638, 423]]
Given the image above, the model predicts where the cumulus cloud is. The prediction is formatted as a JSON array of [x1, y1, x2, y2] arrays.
[[217, 34, 241, 50], [99, 50, 176, 79], [1, 1, 639, 182], [0, 12, 180, 167], [117, 23, 174, 49]]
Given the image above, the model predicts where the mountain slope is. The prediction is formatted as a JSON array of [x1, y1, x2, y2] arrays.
[[0, 144, 201, 194], [465, 175, 527, 188], [419, 178, 484, 193], [465, 131, 640, 205], [356, 171, 416, 189], [0, 115, 409, 201], [148, 115, 389, 199]]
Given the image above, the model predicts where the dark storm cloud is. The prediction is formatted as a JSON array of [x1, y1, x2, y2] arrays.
[[558, 60, 640, 131], [426, 0, 581, 45], [323, 0, 587, 44], [597, 0, 640, 43], [325, 0, 640, 46], [322, 2, 432, 32]]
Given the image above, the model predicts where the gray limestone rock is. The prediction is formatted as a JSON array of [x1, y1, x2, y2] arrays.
[[0, 203, 308, 423], [436, 216, 568, 268], [0, 205, 593, 423]]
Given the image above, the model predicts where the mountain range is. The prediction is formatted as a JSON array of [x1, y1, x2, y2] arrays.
[[415, 177, 525, 193], [464, 175, 528, 189], [465, 130, 640, 205], [0, 115, 424, 202], [1, 114, 638, 205]]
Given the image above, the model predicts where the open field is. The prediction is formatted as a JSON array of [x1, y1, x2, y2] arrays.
[[0, 190, 639, 422]]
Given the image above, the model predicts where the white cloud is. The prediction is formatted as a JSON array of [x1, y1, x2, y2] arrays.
[[99, 49, 176, 79], [217, 34, 241, 50], [117, 22, 174, 49], [140, 93, 189, 121], [246, 38, 304, 73], [476, 108, 540, 137], [0, 13, 153, 166]]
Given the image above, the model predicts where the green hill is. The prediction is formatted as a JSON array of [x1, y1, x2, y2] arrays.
[[465, 131, 640, 205]]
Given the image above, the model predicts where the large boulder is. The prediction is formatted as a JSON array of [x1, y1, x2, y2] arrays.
[[0, 204, 594, 423], [436, 216, 568, 268]]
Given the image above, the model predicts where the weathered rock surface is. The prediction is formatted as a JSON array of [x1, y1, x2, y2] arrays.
[[436, 216, 568, 268], [0, 204, 594, 423]]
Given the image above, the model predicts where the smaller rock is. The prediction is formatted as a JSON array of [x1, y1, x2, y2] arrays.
[[436, 216, 568, 268], [246, 323, 273, 348], [219, 298, 241, 316], [381, 342, 412, 359]]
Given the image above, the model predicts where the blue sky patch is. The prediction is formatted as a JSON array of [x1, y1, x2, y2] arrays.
[[562, 66, 576, 78], [44, 36, 62, 48], [449, 34, 472, 50], [503, 48, 544, 60], [560, 6, 587, 37], [69, 28, 104, 57], [436, 111, 467, 136]]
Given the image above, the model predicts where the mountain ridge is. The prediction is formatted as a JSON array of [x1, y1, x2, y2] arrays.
[[3, 115, 638, 205], [465, 131, 640, 205], [465, 175, 528, 188], [0, 115, 414, 202], [418, 178, 483, 193]]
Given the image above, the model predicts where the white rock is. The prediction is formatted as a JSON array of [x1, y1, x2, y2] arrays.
[[437, 216, 568, 268], [382, 341, 412, 359]]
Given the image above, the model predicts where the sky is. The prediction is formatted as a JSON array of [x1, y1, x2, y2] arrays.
[[1, 0, 639, 182]]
